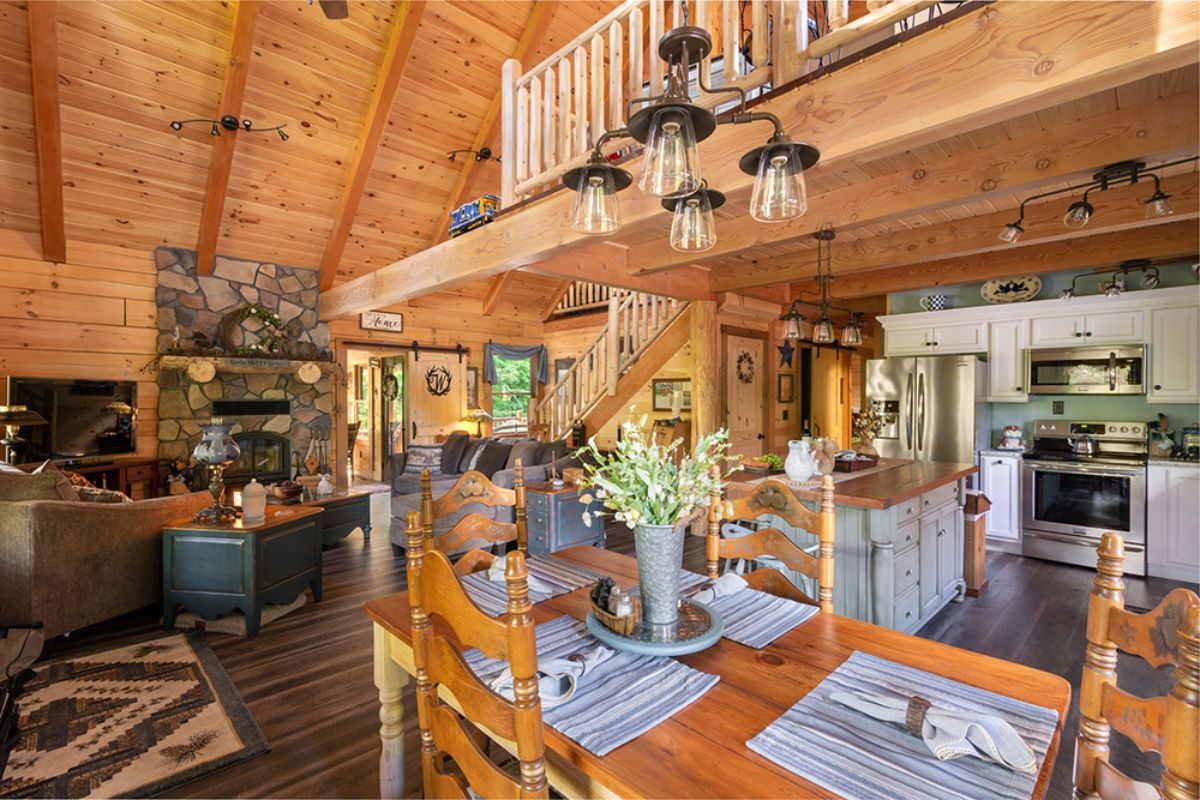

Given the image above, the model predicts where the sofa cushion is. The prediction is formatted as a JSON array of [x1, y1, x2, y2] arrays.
[[474, 439, 512, 477], [403, 444, 443, 475], [441, 431, 470, 474], [394, 472, 459, 497], [507, 438, 541, 471], [536, 439, 568, 465], [0, 473, 64, 501], [32, 461, 82, 501], [77, 487, 134, 503], [460, 437, 490, 472]]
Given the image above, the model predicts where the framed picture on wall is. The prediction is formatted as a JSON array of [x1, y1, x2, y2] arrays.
[[777, 373, 795, 404], [652, 378, 692, 412], [465, 367, 480, 409]]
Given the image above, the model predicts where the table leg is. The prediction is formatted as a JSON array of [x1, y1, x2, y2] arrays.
[[374, 622, 409, 799]]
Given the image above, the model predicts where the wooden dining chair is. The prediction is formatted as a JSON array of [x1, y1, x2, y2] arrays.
[[419, 463, 528, 567], [403, 512, 548, 799], [1074, 532, 1199, 800], [706, 471, 836, 612]]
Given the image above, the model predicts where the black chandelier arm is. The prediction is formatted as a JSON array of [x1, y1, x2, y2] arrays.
[[698, 67, 749, 113], [1014, 183, 1093, 222], [715, 109, 785, 139], [586, 128, 632, 163]]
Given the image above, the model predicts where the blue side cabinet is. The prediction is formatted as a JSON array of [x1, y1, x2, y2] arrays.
[[525, 482, 606, 554]]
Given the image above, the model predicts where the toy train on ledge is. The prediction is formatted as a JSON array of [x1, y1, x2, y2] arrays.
[[448, 194, 501, 238]]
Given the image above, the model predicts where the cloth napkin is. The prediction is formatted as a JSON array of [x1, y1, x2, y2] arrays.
[[691, 572, 747, 604], [829, 690, 1038, 774], [486, 645, 616, 708], [486, 554, 552, 596]]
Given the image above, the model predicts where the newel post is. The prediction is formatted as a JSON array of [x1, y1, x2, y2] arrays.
[[501, 58, 520, 209], [607, 293, 620, 395]]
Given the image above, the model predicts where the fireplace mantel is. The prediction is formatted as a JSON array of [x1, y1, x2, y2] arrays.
[[158, 355, 336, 377]]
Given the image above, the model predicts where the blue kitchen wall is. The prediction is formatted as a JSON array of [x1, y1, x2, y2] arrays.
[[889, 261, 1198, 314], [990, 396, 1199, 444]]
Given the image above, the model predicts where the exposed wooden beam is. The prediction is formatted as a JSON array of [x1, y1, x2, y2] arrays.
[[482, 270, 519, 316], [319, 1, 1199, 320], [27, 1, 65, 263], [319, 1, 426, 291], [431, 1, 557, 247], [540, 280, 573, 320], [814, 221, 1200, 299], [521, 245, 715, 302], [195, 0, 261, 275], [630, 91, 1199, 275], [712, 173, 1200, 292]]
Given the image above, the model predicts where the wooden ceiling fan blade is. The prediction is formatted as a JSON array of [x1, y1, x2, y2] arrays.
[[317, 0, 349, 20]]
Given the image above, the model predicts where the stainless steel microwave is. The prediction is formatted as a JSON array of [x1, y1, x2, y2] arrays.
[[1026, 346, 1146, 395]]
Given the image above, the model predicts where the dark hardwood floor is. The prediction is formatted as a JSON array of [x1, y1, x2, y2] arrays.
[[38, 494, 1195, 799]]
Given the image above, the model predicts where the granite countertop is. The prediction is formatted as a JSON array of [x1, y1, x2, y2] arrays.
[[1148, 458, 1200, 467], [728, 459, 978, 511]]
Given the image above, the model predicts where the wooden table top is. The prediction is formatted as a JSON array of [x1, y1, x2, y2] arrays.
[[729, 459, 979, 510], [365, 546, 1069, 799], [165, 505, 323, 532]]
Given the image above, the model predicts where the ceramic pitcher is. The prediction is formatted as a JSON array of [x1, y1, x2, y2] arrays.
[[785, 440, 816, 482]]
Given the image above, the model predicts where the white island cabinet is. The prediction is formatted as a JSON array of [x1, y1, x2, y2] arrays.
[[979, 450, 1022, 552], [1147, 463, 1200, 582]]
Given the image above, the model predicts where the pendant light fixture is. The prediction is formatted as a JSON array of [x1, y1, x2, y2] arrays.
[[563, 151, 633, 235], [778, 302, 808, 342], [999, 157, 1196, 244], [563, 25, 821, 243], [777, 229, 861, 348], [840, 313, 864, 347], [664, 183, 723, 252]]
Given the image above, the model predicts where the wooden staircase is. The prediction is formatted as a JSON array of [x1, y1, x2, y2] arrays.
[[532, 292, 689, 440]]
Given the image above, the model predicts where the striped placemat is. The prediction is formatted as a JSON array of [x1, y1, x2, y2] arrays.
[[673, 570, 821, 649], [459, 554, 601, 617], [747, 651, 1060, 800], [465, 616, 719, 756]]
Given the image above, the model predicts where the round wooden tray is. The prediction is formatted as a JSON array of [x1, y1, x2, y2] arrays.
[[585, 597, 723, 656]]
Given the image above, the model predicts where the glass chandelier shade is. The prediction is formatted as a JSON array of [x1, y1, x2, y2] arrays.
[[750, 146, 807, 222], [668, 190, 717, 252], [1063, 199, 1093, 229], [639, 106, 701, 198], [998, 221, 1024, 244], [779, 303, 807, 342], [840, 315, 863, 347], [1145, 190, 1174, 218], [571, 166, 622, 235], [811, 317, 835, 345]]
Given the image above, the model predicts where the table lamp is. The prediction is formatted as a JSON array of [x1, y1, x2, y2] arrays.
[[191, 420, 241, 524], [463, 408, 492, 437], [0, 405, 48, 464]]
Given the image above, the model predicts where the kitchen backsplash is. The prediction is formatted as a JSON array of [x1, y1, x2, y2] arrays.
[[990, 396, 1198, 444]]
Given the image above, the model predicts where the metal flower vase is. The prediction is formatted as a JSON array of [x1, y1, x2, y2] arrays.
[[633, 521, 686, 627]]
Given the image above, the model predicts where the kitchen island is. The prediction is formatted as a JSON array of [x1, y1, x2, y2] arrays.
[[727, 459, 977, 633]]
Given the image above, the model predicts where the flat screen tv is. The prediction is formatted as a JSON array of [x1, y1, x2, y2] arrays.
[[6, 377, 138, 461]]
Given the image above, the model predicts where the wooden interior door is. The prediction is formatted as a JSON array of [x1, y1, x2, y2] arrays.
[[725, 333, 765, 459], [406, 351, 465, 443], [810, 347, 852, 447]]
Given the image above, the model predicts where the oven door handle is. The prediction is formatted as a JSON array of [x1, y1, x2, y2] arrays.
[[1024, 460, 1144, 478], [1024, 529, 1146, 552], [1108, 351, 1117, 391]]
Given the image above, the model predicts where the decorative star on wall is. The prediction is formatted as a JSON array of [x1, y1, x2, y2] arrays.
[[777, 341, 795, 368]]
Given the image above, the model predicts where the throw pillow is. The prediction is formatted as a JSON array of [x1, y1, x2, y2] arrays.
[[507, 439, 541, 471], [440, 430, 470, 474], [0, 473, 64, 502], [462, 437, 491, 472], [474, 439, 512, 477], [76, 486, 133, 503], [404, 444, 444, 475], [0, 461, 26, 475], [537, 439, 568, 465], [31, 460, 82, 501]]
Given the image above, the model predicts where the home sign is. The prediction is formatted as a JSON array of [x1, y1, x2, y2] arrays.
[[360, 311, 403, 332]]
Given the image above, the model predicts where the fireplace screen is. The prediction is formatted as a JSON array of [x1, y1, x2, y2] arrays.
[[227, 432, 291, 484]]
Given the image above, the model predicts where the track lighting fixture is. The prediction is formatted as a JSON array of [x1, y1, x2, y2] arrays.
[[1060, 259, 1162, 300], [999, 157, 1196, 244], [446, 147, 499, 163], [564, 25, 820, 242], [169, 114, 289, 141]]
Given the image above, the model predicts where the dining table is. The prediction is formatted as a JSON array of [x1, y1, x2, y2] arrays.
[[364, 546, 1071, 799]]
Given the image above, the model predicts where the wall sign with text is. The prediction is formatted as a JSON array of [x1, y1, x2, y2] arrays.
[[360, 311, 403, 332]]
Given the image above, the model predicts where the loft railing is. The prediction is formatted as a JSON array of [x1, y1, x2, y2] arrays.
[[551, 281, 621, 317], [500, 0, 941, 206], [531, 290, 687, 440]]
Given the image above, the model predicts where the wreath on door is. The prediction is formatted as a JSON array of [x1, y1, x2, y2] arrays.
[[425, 365, 452, 397], [382, 373, 399, 400], [736, 351, 755, 384]]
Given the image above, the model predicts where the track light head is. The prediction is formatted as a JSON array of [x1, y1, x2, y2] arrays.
[[1144, 189, 1174, 218], [210, 122, 220, 137], [998, 220, 1024, 244], [278, 128, 289, 142], [1063, 200, 1093, 229], [169, 120, 183, 131]]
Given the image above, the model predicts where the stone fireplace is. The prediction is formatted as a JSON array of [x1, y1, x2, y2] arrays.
[[154, 246, 333, 469]]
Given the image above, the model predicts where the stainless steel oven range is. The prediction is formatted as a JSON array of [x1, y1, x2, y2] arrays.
[[1021, 419, 1147, 575]]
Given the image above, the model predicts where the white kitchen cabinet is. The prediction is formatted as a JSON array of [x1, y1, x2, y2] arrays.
[[935, 503, 962, 601], [1149, 305, 1199, 401], [987, 320, 1028, 402], [885, 321, 985, 356], [980, 451, 1022, 544], [886, 326, 935, 355], [1029, 309, 1144, 348], [918, 511, 940, 617], [1147, 464, 1200, 582]]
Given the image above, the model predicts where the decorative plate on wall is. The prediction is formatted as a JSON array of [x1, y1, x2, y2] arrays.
[[981, 276, 1042, 304]]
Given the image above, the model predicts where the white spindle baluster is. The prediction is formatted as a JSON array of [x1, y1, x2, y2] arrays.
[[608, 20, 624, 127], [629, 6, 643, 100], [829, 0, 850, 30], [751, 0, 767, 69], [590, 34, 604, 140], [650, 0, 664, 93], [558, 59, 572, 162], [500, 58, 518, 207], [722, 0, 738, 79], [529, 74, 542, 177], [696, 0, 711, 77], [672, 0, 682, 28], [574, 46, 587, 155], [515, 85, 529, 185], [542, 69, 556, 167]]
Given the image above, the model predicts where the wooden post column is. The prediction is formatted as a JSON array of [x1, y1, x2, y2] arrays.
[[690, 301, 720, 441]]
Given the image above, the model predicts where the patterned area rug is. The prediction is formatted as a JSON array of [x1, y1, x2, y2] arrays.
[[0, 632, 268, 798]]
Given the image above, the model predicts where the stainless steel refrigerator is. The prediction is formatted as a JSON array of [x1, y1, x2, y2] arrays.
[[865, 354, 991, 463]]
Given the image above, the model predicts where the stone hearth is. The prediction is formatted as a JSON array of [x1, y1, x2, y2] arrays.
[[154, 247, 332, 465]]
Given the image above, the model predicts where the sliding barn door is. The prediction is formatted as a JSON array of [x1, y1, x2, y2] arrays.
[[406, 352, 465, 443]]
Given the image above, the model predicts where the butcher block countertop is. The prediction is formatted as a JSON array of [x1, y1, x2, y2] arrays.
[[727, 458, 978, 511]]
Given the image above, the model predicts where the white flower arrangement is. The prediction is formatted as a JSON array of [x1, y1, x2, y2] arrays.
[[576, 411, 734, 530]]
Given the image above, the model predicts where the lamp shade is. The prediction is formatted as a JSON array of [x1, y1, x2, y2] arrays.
[[811, 317, 835, 345], [840, 315, 863, 347], [668, 190, 717, 252], [192, 421, 240, 466], [639, 106, 701, 198], [750, 145, 807, 222], [571, 165, 623, 235], [1063, 200, 1093, 229]]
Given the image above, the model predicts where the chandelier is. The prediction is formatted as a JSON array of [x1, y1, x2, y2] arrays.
[[998, 157, 1196, 244], [778, 230, 863, 347], [563, 25, 820, 251]]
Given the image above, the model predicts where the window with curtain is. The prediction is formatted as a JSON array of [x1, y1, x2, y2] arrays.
[[491, 355, 531, 434]]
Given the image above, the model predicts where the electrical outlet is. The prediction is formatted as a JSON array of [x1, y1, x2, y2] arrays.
[[1052, 400, 1065, 415], [782, 409, 789, 421]]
